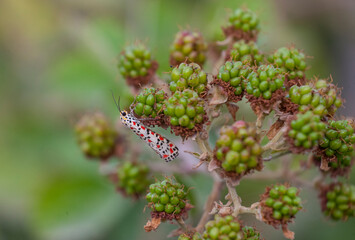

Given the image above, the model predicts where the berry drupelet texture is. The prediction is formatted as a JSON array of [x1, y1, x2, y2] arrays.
[[75, 112, 117, 159]]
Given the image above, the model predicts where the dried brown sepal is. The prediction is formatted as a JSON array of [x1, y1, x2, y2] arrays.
[[282, 225, 295, 240], [125, 61, 159, 90], [211, 77, 244, 103], [246, 89, 285, 115], [170, 114, 210, 141], [226, 102, 240, 121], [150, 202, 193, 221], [284, 75, 306, 89], [278, 97, 299, 116], [222, 26, 258, 43], [266, 119, 285, 140], [312, 149, 353, 177], [134, 113, 169, 129], [259, 184, 296, 229], [144, 217, 161, 232]]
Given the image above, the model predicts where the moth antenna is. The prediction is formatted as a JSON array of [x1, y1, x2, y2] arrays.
[[111, 90, 121, 112]]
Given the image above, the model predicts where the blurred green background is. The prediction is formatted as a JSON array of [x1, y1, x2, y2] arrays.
[[0, 0, 354, 239]]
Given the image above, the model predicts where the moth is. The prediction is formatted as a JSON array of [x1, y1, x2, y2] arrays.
[[112, 93, 179, 162]]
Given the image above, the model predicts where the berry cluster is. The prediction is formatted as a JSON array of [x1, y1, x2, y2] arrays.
[[203, 215, 242, 240], [245, 64, 285, 100], [242, 226, 262, 240], [164, 89, 206, 130], [287, 111, 326, 152], [287, 79, 342, 116], [320, 183, 355, 220], [314, 79, 342, 116], [118, 44, 157, 88], [215, 61, 252, 101], [170, 30, 207, 66], [229, 40, 263, 65], [146, 179, 188, 219], [117, 161, 150, 197], [170, 63, 208, 96], [267, 46, 306, 80], [215, 121, 262, 177], [134, 87, 166, 118], [261, 184, 302, 226], [224, 8, 259, 41], [318, 120, 355, 171], [75, 113, 116, 159]]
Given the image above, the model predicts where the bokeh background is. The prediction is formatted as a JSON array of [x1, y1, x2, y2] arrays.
[[0, 0, 355, 239]]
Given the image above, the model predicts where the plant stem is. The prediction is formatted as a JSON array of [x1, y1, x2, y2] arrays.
[[226, 179, 242, 217], [195, 177, 224, 232], [176, 218, 188, 232]]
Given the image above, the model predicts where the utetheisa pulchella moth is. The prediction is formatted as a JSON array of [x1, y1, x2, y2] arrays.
[[112, 93, 179, 162]]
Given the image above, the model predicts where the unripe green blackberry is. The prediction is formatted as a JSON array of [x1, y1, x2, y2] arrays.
[[245, 64, 285, 100], [229, 40, 263, 65], [118, 43, 158, 89], [164, 89, 206, 138], [317, 120, 354, 174], [134, 87, 166, 118], [117, 161, 151, 197], [75, 112, 117, 159], [314, 79, 343, 116], [320, 183, 355, 221], [214, 61, 252, 102], [286, 111, 326, 153], [146, 178, 189, 220], [268, 46, 306, 80], [287, 79, 342, 116], [203, 215, 243, 240], [223, 8, 260, 42], [170, 63, 208, 96], [214, 121, 263, 178], [170, 30, 207, 66], [178, 232, 203, 240], [260, 184, 302, 227], [242, 226, 262, 240]]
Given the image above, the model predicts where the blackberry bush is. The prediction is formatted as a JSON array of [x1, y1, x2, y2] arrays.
[[146, 178, 189, 220], [214, 121, 263, 179], [319, 183, 355, 220], [75, 112, 117, 159], [117, 161, 151, 197], [170, 63, 208, 96], [203, 215, 243, 240], [118, 43, 158, 89], [76, 4, 355, 240], [170, 30, 207, 66]]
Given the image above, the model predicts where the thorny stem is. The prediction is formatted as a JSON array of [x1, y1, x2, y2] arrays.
[[262, 150, 291, 161], [196, 176, 224, 233]]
